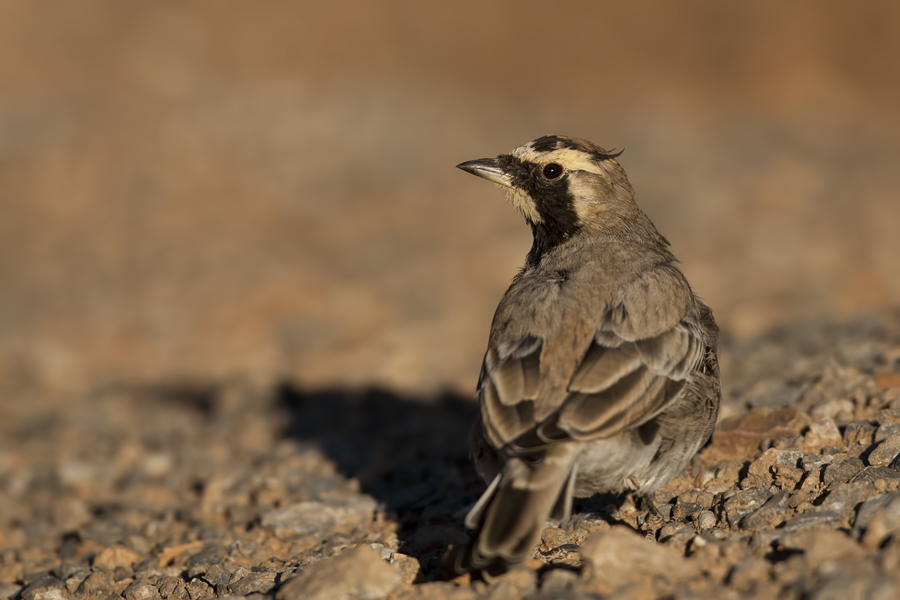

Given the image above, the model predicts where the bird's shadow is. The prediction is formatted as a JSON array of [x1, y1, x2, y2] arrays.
[[275, 384, 484, 572], [274, 384, 632, 576]]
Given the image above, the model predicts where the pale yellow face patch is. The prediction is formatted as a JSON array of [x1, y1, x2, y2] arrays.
[[511, 145, 607, 178], [504, 186, 542, 224]]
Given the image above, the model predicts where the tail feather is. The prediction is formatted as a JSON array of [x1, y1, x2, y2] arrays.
[[463, 445, 577, 571], [464, 471, 502, 530], [550, 461, 576, 522]]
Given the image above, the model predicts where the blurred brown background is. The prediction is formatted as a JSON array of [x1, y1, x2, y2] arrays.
[[1, 0, 899, 399]]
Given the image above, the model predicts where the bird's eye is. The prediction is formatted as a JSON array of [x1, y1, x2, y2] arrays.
[[543, 163, 563, 179]]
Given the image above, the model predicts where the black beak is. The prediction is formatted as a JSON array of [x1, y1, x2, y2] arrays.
[[456, 158, 514, 188]]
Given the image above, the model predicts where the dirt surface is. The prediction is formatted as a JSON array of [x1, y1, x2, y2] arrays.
[[3, 3, 900, 599]]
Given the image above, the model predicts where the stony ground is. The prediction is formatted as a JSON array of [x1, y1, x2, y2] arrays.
[[2, 309, 900, 600]]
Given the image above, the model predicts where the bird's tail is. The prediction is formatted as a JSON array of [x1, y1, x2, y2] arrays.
[[458, 444, 578, 573]]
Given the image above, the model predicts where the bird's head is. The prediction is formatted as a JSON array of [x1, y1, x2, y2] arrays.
[[457, 135, 656, 262]]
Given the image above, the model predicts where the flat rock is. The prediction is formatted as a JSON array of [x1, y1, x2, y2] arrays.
[[76, 570, 114, 596], [122, 582, 161, 600], [823, 481, 878, 518], [93, 545, 142, 570], [184, 545, 226, 568], [579, 526, 695, 595], [874, 409, 900, 425], [780, 529, 865, 571], [800, 453, 833, 471], [874, 422, 900, 442], [678, 489, 715, 510], [823, 457, 864, 486], [741, 490, 791, 531], [157, 577, 188, 600], [850, 465, 900, 485], [673, 502, 703, 520], [0, 584, 23, 600], [867, 435, 900, 466], [261, 496, 378, 538], [723, 488, 772, 527], [782, 509, 843, 533], [843, 421, 877, 447], [803, 418, 843, 452], [229, 570, 277, 596], [390, 554, 421, 585], [711, 408, 810, 460], [185, 578, 212, 600], [187, 563, 230, 587], [853, 491, 900, 549], [20, 575, 67, 600], [746, 448, 802, 488], [806, 574, 898, 600], [276, 545, 401, 600]]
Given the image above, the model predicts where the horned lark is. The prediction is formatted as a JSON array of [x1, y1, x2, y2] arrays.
[[456, 135, 720, 571]]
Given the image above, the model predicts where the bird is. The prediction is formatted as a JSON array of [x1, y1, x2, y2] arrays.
[[454, 135, 720, 572]]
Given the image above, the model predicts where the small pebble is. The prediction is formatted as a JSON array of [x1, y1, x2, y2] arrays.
[[697, 511, 717, 530]]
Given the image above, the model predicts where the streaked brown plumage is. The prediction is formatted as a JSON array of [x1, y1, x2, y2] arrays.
[[455, 135, 720, 572]]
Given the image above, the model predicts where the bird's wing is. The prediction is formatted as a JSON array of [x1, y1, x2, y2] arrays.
[[476, 335, 543, 449], [551, 314, 704, 442], [478, 265, 706, 452]]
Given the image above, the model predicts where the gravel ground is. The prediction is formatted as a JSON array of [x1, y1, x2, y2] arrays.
[[3, 309, 900, 600]]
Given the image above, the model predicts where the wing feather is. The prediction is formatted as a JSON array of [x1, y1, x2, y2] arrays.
[[568, 342, 643, 393], [477, 267, 706, 452]]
